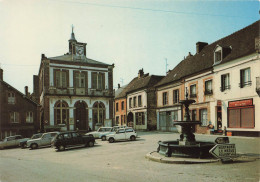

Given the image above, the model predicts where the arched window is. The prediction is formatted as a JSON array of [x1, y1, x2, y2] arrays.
[[54, 101, 69, 125], [92, 102, 105, 125]]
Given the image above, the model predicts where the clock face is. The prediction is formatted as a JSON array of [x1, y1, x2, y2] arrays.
[[76, 46, 84, 56]]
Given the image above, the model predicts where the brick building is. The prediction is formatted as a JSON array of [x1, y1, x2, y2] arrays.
[[114, 84, 128, 126], [35, 29, 114, 132], [0, 69, 40, 139]]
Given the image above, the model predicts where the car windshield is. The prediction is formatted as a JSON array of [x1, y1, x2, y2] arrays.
[[31, 133, 43, 139]]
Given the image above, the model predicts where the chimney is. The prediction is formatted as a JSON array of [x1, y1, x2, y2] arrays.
[[138, 68, 144, 78], [41, 54, 46, 59], [196, 42, 208, 54], [118, 84, 120, 89], [0, 68, 3, 81], [25, 86, 28, 96]]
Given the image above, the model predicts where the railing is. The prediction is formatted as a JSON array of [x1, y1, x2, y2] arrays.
[[204, 89, 213, 95], [239, 81, 252, 88], [220, 85, 231, 92]]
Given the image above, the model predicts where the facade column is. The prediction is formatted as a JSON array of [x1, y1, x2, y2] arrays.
[[89, 108, 93, 130], [69, 108, 74, 131], [157, 111, 160, 131]]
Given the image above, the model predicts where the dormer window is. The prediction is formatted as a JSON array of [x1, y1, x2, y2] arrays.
[[214, 46, 222, 64]]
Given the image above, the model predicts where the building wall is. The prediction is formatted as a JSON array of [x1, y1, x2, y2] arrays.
[[114, 98, 127, 126], [214, 53, 260, 134], [0, 82, 39, 139]]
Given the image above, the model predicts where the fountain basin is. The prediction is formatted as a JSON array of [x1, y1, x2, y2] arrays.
[[158, 140, 215, 158]]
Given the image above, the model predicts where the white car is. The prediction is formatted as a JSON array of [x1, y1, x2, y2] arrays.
[[86, 127, 113, 139], [26, 132, 59, 149], [106, 128, 137, 143], [0, 135, 30, 149]]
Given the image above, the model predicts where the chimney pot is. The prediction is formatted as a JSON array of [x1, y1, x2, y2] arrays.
[[196, 42, 208, 54], [118, 84, 120, 89], [25, 86, 28, 96], [138, 68, 144, 78]]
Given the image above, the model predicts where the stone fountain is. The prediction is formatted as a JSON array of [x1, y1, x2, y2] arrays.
[[157, 90, 215, 158]]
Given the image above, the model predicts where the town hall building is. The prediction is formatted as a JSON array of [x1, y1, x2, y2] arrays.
[[35, 29, 114, 132]]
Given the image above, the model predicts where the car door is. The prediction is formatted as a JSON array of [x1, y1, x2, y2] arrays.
[[14, 135, 23, 146], [63, 133, 72, 146], [115, 129, 126, 140], [41, 133, 51, 146], [6, 137, 15, 147], [125, 128, 133, 139]]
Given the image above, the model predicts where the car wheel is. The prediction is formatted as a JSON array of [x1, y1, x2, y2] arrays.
[[58, 145, 65, 151], [30, 143, 38, 150], [109, 138, 115, 143], [88, 141, 94, 147], [101, 136, 106, 141], [130, 136, 136, 141]]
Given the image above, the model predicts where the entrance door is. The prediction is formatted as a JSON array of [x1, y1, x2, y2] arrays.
[[75, 102, 88, 130]]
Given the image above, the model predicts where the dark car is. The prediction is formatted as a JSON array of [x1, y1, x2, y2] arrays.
[[52, 131, 95, 151]]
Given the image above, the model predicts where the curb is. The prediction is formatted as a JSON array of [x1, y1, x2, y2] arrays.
[[145, 151, 220, 164]]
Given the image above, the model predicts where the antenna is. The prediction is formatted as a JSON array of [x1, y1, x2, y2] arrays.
[[165, 58, 169, 75], [120, 78, 124, 85]]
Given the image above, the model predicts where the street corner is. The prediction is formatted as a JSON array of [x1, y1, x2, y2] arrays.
[[145, 151, 220, 164]]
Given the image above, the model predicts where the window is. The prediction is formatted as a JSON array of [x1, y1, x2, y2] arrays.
[[92, 72, 105, 90], [56, 70, 67, 88], [171, 111, 178, 121], [126, 128, 134, 132], [26, 112, 33, 123], [135, 112, 145, 125], [240, 68, 251, 88], [75, 72, 85, 88], [163, 92, 168, 105], [191, 110, 197, 121], [228, 107, 254, 128], [10, 112, 19, 123], [190, 85, 196, 98], [92, 102, 105, 125], [200, 109, 208, 126], [138, 95, 142, 107], [173, 89, 179, 104], [116, 103, 119, 112], [116, 116, 119, 125], [129, 98, 132, 108], [205, 80, 213, 95], [55, 101, 68, 125], [72, 132, 80, 138], [133, 97, 137, 107], [215, 51, 222, 62], [121, 101, 124, 110], [221, 74, 230, 91], [121, 115, 124, 125], [8, 92, 15, 104], [118, 129, 125, 133]]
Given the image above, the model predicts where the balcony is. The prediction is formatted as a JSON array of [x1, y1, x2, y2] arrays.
[[45, 87, 114, 97]]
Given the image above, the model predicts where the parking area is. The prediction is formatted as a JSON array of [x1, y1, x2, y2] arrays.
[[0, 132, 259, 182]]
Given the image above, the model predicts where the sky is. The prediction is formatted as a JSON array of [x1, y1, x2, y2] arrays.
[[0, 0, 259, 94]]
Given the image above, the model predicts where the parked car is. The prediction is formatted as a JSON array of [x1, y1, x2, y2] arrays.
[[52, 131, 95, 151], [87, 127, 113, 139], [99, 126, 127, 141], [20, 133, 43, 148], [0, 135, 30, 149], [106, 128, 137, 143], [26, 132, 59, 149]]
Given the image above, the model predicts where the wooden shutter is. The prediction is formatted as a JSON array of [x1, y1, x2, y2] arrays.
[[53, 69, 58, 87], [221, 75, 224, 91], [240, 70, 243, 88], [102, 73, 105, 90], [228, 108, 240, 128], [92, 72, 97, 89], [66, 70, 69, 87], [241, 107, 254, 128]]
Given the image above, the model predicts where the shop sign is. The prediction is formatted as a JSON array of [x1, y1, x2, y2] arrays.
[[217, 100, 222, 106], [229, 99, 253, 108], [210, 144, 236, 159]]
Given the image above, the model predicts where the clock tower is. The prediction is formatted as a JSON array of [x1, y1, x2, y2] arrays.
[[68, 26, 87, 60]]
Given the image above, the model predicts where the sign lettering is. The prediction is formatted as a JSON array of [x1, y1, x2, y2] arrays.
[[210, 144, 236, 159]]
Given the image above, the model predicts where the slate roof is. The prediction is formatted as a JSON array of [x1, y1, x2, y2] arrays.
[[115, 85, 128, 98], [156, 20, 259, 87], [48, 54, 110, 66], [116, 74, 164, 99]]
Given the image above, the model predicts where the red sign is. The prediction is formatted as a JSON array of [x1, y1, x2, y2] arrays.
[[229, 99, 253, 108], [217, 100, 222, 106]]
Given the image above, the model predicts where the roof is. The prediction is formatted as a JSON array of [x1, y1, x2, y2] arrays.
[[117, 74, 164, 98], [0, 80, 39, 106], [48, 54, 111, 66], [115, 85, 128, 98], [156, 20, 259, 87]]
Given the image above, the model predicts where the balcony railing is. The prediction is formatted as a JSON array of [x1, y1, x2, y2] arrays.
[[220, 85, 231, 92], [204, 89, 213, 95], [46, 87, 114, 97], [239, 81, 252, 88]]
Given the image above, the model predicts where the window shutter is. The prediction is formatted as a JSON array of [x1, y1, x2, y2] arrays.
[[92, 72, 97, 89], [54, 69, 58, 87], [102, 73, 105, 90], [73, 71, 77, 89], [66, 70, 69, 87], [240, 70, 243, 88], [221, 75, 224, 91]]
